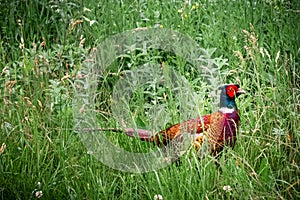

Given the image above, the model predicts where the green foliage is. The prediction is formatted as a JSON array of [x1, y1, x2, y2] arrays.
[[1, 0, 299, 199]]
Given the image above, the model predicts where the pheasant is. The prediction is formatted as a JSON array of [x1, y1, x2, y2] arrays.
[[101, 84, 245, 158]]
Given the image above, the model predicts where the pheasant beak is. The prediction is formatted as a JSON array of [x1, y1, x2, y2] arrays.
[[236, 88, 246, 96]]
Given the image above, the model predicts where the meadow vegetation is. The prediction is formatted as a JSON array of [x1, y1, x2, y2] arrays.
[[0, 0, 299, 199]]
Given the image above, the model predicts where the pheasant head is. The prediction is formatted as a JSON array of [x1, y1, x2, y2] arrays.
[[219, 84, 245, 110]]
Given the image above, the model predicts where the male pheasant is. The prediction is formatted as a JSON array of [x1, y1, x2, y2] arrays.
[[102, 84, 245, 158]]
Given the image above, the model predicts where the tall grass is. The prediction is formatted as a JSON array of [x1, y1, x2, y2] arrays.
[[1, 0, 299, 199]]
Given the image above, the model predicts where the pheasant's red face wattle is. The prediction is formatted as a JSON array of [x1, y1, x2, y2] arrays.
[[226, 85, 239, 98]]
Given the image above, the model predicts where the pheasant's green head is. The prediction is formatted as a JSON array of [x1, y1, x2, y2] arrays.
[[219, 84, 245, 109]]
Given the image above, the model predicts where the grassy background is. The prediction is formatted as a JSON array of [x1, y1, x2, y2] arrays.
[[0, 0, 299, 199]]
